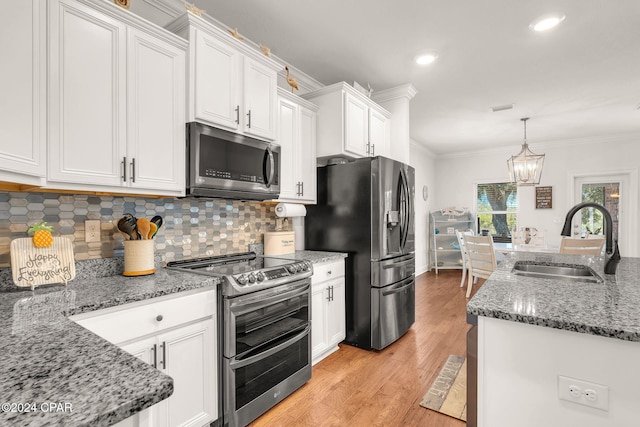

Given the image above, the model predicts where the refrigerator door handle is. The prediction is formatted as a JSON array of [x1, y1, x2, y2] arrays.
[[382, 255, 414, 269], [382, 277, 414, 296], [398, 168, 410, 251]]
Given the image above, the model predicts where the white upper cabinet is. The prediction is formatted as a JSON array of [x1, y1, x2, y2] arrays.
[[126, 27, 185, 193], [368, 107, 391, 158], [0, 0, 47, 185], [275, 88, 318, 204], [193, 28, 240, 131], [243, 57, 278, 140], [302, 82, 391, 161], [167, 12, 280, 141], [344, 92, 369, 157], [47, 0, 186, 196]]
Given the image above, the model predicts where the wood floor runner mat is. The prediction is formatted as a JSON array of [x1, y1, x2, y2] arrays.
[[419, 354, 467, 421]]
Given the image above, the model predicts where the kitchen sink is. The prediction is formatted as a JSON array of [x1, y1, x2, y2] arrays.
[[512, 261, 602, 283]]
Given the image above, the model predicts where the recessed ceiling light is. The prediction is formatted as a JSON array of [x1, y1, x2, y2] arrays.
[[530, 13, 566, 32], [415, 52, 438, 66]]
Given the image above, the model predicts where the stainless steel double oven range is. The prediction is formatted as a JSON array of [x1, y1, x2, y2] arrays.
[[167, 252, 313, 427]]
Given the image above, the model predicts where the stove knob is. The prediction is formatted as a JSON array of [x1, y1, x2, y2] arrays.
[[237, 274, 248, 285], [248, 273, 257, 283], [301, 262, 310, 271], [296, 263, 303, 272], [256, 272, 265, 282], [287, 265, 296, 273]]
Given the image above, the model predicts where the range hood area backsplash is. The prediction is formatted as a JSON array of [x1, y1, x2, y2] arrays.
[[0, 192, 279, 268]]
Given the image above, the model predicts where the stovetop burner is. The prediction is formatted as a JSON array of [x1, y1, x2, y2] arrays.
[[167, 252, 313, 296]]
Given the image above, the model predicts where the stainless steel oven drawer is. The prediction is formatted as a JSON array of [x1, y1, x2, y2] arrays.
[[370, 275, 415, 350], [371, 253, 415, 287]]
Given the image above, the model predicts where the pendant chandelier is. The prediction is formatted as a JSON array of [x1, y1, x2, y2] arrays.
[[507, 117, 545, 186]]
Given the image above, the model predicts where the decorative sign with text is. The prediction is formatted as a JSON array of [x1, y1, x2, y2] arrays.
[[535, 186, 553, 209], [10, 237, 76, 288]]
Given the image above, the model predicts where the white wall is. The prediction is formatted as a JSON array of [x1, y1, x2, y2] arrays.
[[433, 135, 640, 257], [410, 140, 437, 274]]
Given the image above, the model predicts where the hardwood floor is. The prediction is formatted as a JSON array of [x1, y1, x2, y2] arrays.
[[249, 270, 482, 427]]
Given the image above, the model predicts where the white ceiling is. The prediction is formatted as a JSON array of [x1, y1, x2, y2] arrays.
[[196, 0, 640, 155]]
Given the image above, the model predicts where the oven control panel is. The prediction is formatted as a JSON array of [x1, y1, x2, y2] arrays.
[[233, 261, 312, 287]]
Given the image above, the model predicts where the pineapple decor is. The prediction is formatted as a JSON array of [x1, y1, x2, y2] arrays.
[[28, 222, 54, 248]]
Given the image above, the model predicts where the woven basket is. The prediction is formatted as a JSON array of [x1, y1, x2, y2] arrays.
[[123, 240, 155, 276]]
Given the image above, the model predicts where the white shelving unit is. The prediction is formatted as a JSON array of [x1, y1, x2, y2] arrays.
[[429, 210, 475, 274]]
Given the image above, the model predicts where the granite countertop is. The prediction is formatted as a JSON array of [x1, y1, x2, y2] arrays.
[[271, 250, 348, 264], [0, 258, 220, 427], [467, 252, 640, 341], [0, 250, 344, 426]]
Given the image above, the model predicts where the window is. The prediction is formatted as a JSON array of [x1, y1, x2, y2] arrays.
[[580, 182, 619, 238], [476, 182, 517, 242]]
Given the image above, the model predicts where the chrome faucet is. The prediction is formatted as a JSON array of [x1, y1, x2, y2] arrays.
[[560, 202, 621, 274]]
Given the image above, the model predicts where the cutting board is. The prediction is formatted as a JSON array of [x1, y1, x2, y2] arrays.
[[10, 237, 76, 288]]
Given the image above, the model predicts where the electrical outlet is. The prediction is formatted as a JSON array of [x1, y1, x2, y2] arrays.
[[558, 375, 609, 411], [85, 220, 101, 243]]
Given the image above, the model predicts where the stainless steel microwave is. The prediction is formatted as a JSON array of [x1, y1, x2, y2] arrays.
[[186, 122, 280, 200]]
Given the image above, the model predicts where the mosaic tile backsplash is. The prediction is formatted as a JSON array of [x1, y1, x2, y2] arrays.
[[0, 192, 281, 268]]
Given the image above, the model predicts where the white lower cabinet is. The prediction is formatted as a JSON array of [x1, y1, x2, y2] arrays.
[[72, 289, 217, 427], [311, 259, 346, 365]]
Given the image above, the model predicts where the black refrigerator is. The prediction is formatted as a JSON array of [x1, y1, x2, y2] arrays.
[[305, 156, 415, 350]]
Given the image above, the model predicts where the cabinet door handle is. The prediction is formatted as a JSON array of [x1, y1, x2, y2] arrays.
[[365, 143, 370, 155], [156, 315, 163, 322], [300, 181, 304, 196], [235, 105, 240, 124], [130, 158, 136, 183], [330, 285, 334, 301], [371, 144, 375, 156], [326, 286, 331, 301], [121, 157, 127, 182], [247, 110, 252, 128], [152, 343, 157, 369], [160, 342, 166, 369]]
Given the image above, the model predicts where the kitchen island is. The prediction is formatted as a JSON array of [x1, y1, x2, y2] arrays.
[[467, 252, 640, 427]]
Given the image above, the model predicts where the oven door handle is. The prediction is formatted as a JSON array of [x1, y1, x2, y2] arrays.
[[230, 325, 310, 369], [231, 283, 310, 315]]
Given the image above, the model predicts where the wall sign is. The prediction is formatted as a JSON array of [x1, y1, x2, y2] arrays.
[[535, 186, 553, 209]]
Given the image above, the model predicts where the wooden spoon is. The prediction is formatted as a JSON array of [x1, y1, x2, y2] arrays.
[[136, 218, 151, 241], [148, 222, 157, 240]]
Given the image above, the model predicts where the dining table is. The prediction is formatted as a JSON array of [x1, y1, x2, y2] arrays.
[[493, 242, 560, 255]]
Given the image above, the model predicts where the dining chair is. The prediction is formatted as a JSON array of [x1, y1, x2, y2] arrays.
[[462, 234, 497, 298], [559, 236, 605, 255], [455, 230, 475, 289]]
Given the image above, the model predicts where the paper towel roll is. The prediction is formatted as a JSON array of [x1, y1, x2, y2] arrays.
[[275, 203, 307, 218]]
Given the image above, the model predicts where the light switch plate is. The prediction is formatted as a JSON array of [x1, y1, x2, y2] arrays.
[[85, 220, 101, 243], [558, 375, 609, 411]]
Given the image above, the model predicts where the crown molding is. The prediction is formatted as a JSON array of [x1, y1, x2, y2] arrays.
[[372, 84, 418, 103]]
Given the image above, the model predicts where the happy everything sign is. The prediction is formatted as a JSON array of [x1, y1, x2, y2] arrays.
[[10, 237, 76, 288]]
